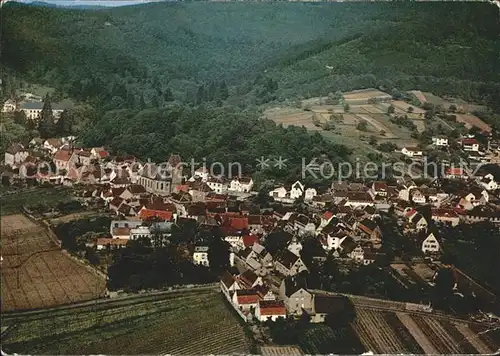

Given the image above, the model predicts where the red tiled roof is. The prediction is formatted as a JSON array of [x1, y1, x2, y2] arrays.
[[242, 234, 259, 248], [258, 300, 286, 316], [373, 181, 388, 191], [432, 208, 459, 218], [112, 227, 130, 236], [99, 150, 110, 158], [96, 238, 128, 246], [322, 211, 334, 221], [446, 168, 464, 176], [462, 138, 479, 145], [54, 149, 72, 162], [139, 208, 173, 221], [229, 217, 248, 231], [405, 208, 417, 217], [237, 294, 260, 305], [176, 185, 189, 193]]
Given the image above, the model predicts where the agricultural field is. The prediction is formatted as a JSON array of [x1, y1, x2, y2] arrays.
[[343, 89, 392, 105], [299, 324, 366, 355], [353, 307, 500, 354], [1, 290, 252, 355], [1, 214, 106, 312], [0, 187, 74, 215], [422, 92, 487, 113], [264, 107, 321, 131], [264, 102, 418, 157]]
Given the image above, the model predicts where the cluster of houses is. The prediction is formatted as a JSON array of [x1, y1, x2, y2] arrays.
[[2, 132, 500, 278], [401, 133, 500, 165], [220, 259, 352, 323]]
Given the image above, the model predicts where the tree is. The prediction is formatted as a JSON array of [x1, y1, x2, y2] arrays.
[[56, 109, 72, 136], [387, 105, 395, 114], [448, 104, 457, 113], [37, 95, 56, 138], [163, 87, 174, 102], [219, 81, 229, 100], [13, 110, 27, 127], [369, 135, 377, 146], [207, 227, 230, 273], [312, 113, 321, 127], [196, 85, 205, 105], [356, 121, 368, 131], [407, 106, 414, 113], [343, 103, 350, 113]]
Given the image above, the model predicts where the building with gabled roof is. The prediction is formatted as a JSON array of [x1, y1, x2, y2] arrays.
[[255, 300, 287, 322], [232, 289, 260, 311], [274, 249, 308, 277]]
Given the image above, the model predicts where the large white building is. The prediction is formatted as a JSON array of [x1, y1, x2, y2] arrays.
[[20, 101, 65, 120]]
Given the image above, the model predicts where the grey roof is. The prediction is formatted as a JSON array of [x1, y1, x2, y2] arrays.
[[20, 101, 65, 110]]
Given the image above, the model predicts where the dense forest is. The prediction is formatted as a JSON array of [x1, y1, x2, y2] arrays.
[[1, 1, 499, 171]]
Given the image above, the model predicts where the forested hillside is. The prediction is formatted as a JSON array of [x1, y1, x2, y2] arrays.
[[1, 1, 499, 176], [2, 2, 499, 108]]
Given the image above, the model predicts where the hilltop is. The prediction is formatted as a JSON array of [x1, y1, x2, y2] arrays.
[[2, 1, 499, 108]]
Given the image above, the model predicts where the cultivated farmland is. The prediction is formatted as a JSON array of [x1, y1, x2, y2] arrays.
[[343, 89, 392, 104], [0, 187, 73, 215], [1, 214, 106, 312], [264, 107, 321, 131], [353, 306, 499, 354], [2, 289, 252, 355]]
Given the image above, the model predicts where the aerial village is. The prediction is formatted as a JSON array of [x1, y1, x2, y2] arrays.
[[2, 92, 500, 327]]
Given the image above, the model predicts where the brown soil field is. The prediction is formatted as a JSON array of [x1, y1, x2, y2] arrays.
[[355, 114, 397, 138], [1, 214, 106, 312], [358, 104, 386, 114], [343, 89, 391, 101], [392, 101, 426, 114], [265, 108, 322, 131], [409, 90, 427, 104]]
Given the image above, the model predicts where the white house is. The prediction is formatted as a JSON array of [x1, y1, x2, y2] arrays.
[[401, 147, 423, 158], [410, 189, 426, 204], [255, 300, 287, 322], [269, 186, 287, 199], [290, 181, 305, 200], [432, 137, 449, 147], [324, 234, 347, 252], [232, 290, 260, 312], [304, 188, 317, 201], [110, 220, 143, 239], [193, 246, 210, 266], [479, 174, 498, 191], [461, 138, 480, 152], [43, 138, 64, 154], [274, 250, 308, 276], [206, 176, 227, 194], [410, 213, 428, 232], [4, 143, 29, 167], [220, 271, 241, 300], [1, 99, 16, 112], [421, 232, 440, 254], [229, 177, 253, 193], [193, 167, 210, 181]]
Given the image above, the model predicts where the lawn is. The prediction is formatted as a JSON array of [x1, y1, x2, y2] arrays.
[[2, 290, 252, 355], [0, 187, 74, 215]]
